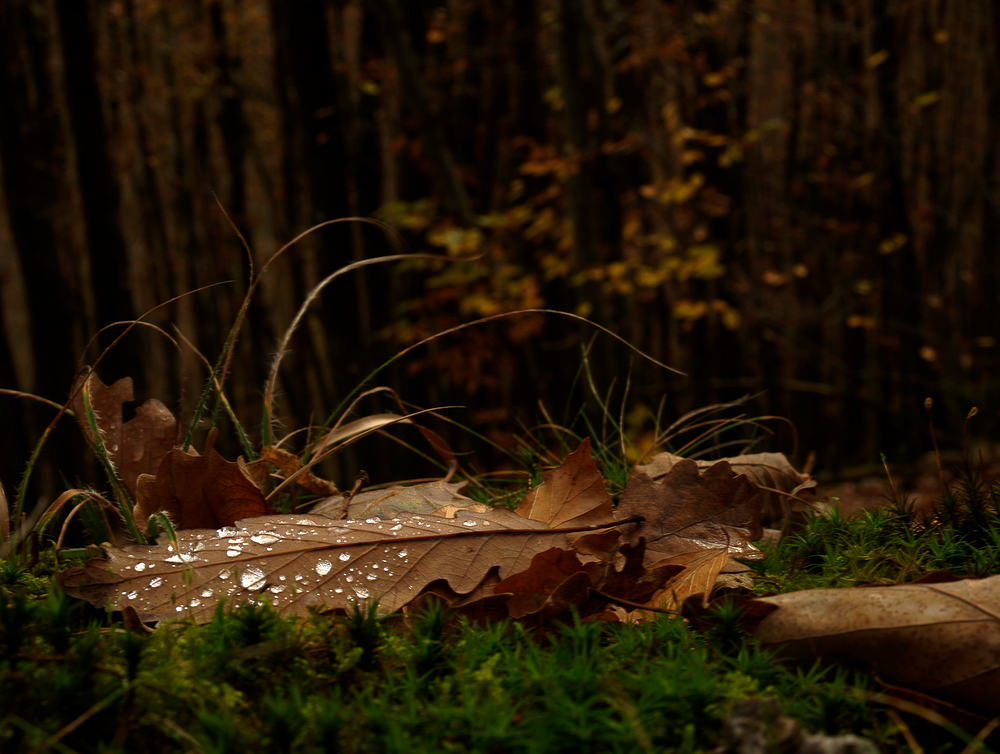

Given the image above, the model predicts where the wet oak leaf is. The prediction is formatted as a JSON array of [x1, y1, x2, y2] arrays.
[[71, 372, 177, 498], [133, 428, 273, 530], [59, 507, 576, 623], [516, 439, 613, 528], [749, 575, 1000, 716], [616, 460, 764, 565]]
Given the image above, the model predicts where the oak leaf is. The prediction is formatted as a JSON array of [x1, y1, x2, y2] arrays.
[[640, 451, 818, 522], [59, 507, 580, 622], [133, 428, 273, 530], [616, 459, 763, 565], [70, 372, 177, 499]]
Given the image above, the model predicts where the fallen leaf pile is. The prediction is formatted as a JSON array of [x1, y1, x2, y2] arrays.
[[60, 440, 764, 624], [59, 371, 1000, 718]]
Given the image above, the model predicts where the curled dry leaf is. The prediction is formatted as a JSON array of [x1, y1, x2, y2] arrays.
[[751, 575, 1000, 716], [133, 428, 273, 530], [640, 451, 819, 523], [60, 507, 582, 622], [616, 460, 764, 565], [70, 372, 177, 498]]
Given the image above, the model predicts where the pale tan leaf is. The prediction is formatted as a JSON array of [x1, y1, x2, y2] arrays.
[[310, 480, 475, 520], [753, 575, 1000, 716]]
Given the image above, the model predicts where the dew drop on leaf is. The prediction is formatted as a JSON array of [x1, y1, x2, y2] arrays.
[[241, 566, 266, 589], [345, 575, 354, 583], [189, 598, 201, 607], [269, 585, 286, 594], [366, 574, 377, 581], [354, 587, 370, 598], [251, 534, 280, 545], [339, 552, 351, 562], [201, 588, 214, 598], [135, 563, 146, 571], [398, 550, 408, 558], [316, 559, 332, 576], [226, 549, 241, 557], [220, 569, 232, 580], [127, 591, 138, 600], [149, 577, 163, 587]]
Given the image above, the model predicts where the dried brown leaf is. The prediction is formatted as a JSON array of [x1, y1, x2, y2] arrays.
[[641, 451, 819, 522], [71, 372, 177, 498], [133, 428, 273, 530], [516, 439, 613, 528], [646, 548, 730, 612], [616, 460, 763, 565], [59, 507, 582, 622], [751, 575, 1000, 716]]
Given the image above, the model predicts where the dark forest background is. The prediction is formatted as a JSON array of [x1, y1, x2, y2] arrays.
[[1, 0, 998, 511]]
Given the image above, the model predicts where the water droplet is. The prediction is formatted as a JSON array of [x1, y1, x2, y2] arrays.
[[338, 552, 351, 562], [365, 517, 379, 524], [165, 552, 200, 563], [334, 587, 344, 594], [176, 606, 183, 612], [366, 573, 377, 581], [295, 575, 303, 581], [398, 549, 408, 558], [354, 587, 370, 598], [241, 567, 266, 589], [193, 541, 207, 552], [167, 544, 175, 552], [149, 577, 163, 587], [127, 590, 138, 600], [217, 526, 239, 537], [296, 519, 313, 525], [316, 559, 332, 575], [345, 575, 354, 583], [269, 585, 286, 594], [462, 520, 478, 527], [219, 569, 232, 580], [226, 549, 241, 557], [201, 588, 214, 598], [390, 524, 403, 532], [227, 537, 245, 545], [279, 575, 286, 581], [135, 562, 147, 571], [189, 598, 202, 607], [111, 443, 118, 452], [251, 533, 279, 545]]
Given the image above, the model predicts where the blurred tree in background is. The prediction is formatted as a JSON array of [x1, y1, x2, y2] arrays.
[[1, 0, 998, 508]]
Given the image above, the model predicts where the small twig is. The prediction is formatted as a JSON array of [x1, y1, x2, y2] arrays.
[[337, 471, 370, 520]]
